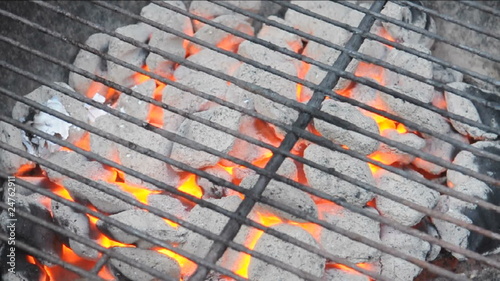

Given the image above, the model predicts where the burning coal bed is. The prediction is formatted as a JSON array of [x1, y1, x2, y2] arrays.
[[1, 1, 499, 281]]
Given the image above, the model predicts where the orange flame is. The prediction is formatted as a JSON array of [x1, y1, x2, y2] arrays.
[[234, 212, 283, 278], [148, 82, 166, 128], [327, 262, 375, 280], [85, 81, 108, 99], [178, 174, 203, 199], [156, 248, 197, 277], [61, 132, 91, 152], [378, 27, 396, 49], [132, 65, 152, 85], [216, 35, 239, 53], [296, 61, 311, 103]]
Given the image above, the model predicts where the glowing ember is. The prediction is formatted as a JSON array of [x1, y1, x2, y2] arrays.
[[234, 212, 283, 278], [147, 82, 166, 128], [178, 174, 203, 199], [327, 262, 375, 280], [296, 61, 311, 103], [156, 248, 196, 277]]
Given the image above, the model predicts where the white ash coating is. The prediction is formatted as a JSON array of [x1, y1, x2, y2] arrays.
[[161, 48, 241, 134], [248, 224, 326, 281], [12, 83, 89, 147], [325, 262, 380, 281], [379, 226, 431, 281], [141, 1, 192, 77], [107, 23, 154, 87], [447, 141, 499, 189], [186, 47, 242, 73], [147, 193, 188, 219], [197, 165, 232, 198], [277, 157, 298, 179], [229, 58, 298, 136], [380, 45, 434, 108], [188, 14, 254, 53], [314, 99, 380, 155], [146, 31, 185, 78], [437, 141, 498, 259], [375, 170, 439, 226], [285, 0, 364, 91], [227, 115, 274, 165], [380, 2, 435, 49], [109, 247, 181, 281], [349, 83, 380, 108], [170, 105, 242, 170], [412, 131, 468, 175], [43, 150, 113, 183], [432, 63, 464, 84], [97, 208, 185, 248], [65, 179, 134, 214], [188, 1, 261, 30], [432, 195, 478, 260], [116, 79, 156, 122], [0, 121, 34, 173], [42, 152, 132, 213], [51, 201, 98, 259], [285, 1, 357, 38], [379, 89, 451, 133], [304, 144, 375, 206], [320, 205, 381, 263], [240, 175, 318, 222], [90, 114, 178, 190], [377, 129, 426, 165], [445, 82, 498, 140], [69, 33, 110, 96], [180, 195, 242, 258], [258, 16, 302, 51]]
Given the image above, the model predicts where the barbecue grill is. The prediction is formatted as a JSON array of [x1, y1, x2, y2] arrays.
[[0, 1, 499, 281]]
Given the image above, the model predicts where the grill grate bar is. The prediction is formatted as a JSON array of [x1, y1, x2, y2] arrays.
[[395, 0, 500, 40], [0, 1, 499, 280], [190, 2, 385, 279], [90, 253, 110, 276], [25, 1, 500, 164], [1, 14, 498, 196], [272, 0, 500, 88], [0, 137, 477, 281], [2, 39, 500, 219], [0, 145, 390, 281], [0, 177, 245, 281], [153, 0, 500, 121], [0, 232, 106, 281], [2, 21, 500, 244], [0, 17, 500, 236], [337, 0, 500, 63], [0, 204, 178, 281], [3, 84, 500, 247], [0, 116, 490, 280], [459, 0, 500, 17], [2, 84, 499, 279], [13, 2, 500, 167]]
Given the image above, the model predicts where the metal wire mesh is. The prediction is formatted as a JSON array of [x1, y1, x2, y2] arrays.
[[0, 1, 499, 281]]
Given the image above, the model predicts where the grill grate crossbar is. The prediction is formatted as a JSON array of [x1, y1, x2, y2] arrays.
[[459, 0, 500, 17], [394, 0, 500, 40], [3, 82, 500, 247], [0, 1, 499, 280], [337, 0, 500, 64], [10, 2, 500, 176]]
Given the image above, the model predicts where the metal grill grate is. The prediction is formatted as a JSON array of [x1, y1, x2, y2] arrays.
[[0, 1, 499, 281]]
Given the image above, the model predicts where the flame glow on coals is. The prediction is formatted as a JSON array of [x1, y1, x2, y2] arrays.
[[327, 262, 375, 281], [234, 212, 283, 278], [24, 22, 396, 281], [178, 173, 203, 199]]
